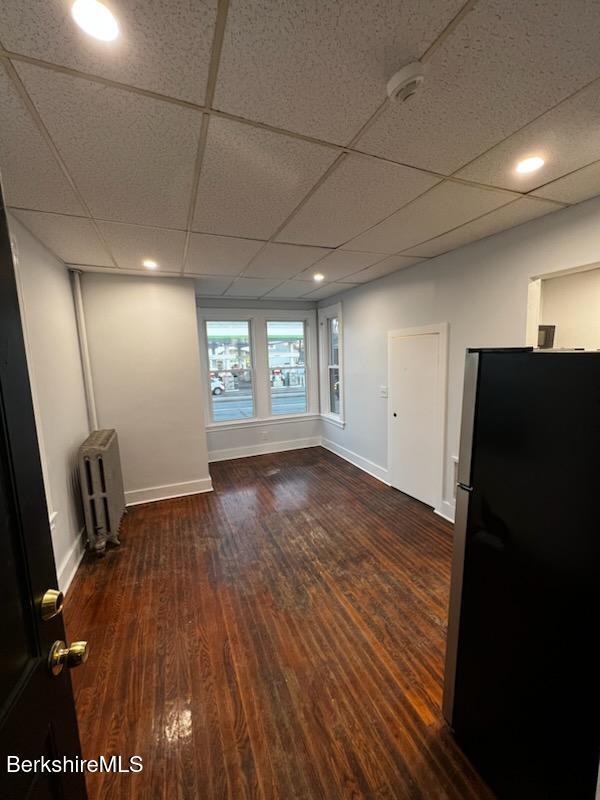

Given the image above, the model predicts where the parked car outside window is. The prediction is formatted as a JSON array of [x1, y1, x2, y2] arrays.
[[211, 374, 225, 395]]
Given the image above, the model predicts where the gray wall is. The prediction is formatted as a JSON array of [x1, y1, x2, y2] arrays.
[[81, 273, 211, 504], [320, 194, 600, 519], [9, 215, 89, 591]]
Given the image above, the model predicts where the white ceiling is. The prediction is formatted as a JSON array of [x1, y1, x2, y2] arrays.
[[1, 1, 600, 301]]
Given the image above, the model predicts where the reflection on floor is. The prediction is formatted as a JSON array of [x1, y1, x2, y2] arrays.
[[65, 447, 492, 799]]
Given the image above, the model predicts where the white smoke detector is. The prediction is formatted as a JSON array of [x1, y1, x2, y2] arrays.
[[386, 62, 425, 102]]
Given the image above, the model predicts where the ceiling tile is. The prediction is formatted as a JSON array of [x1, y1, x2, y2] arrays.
[[276, 154, 440, 247], [194, 277, 232, 297], [97, 221, 185, 272], [243, 243, 331, 279], [261, 280, 316, 299], [192, 116, 337, 240], [15, 62, 201, 228], [302, 282, 357, 300], [298, 250, 384, 282], [532, 161, 600, 205], [349, 255, 425, 283], [214, 0, 465, 143], [0, 0, 217, 104], [403, 197, 561, 258], [225, 278, 282, 298], [11, 209, 113, 266], [185, 233, 264, 276], [358, 0, 600, 174], [0, 66, 83, 215], [343, 181, 515, 254], [457, 80, 600, 192]]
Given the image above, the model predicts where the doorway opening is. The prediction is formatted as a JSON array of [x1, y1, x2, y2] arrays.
[[527, 262, 600, 350]]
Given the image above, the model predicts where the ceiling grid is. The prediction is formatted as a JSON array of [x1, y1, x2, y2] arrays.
[[0, 0, 599, 300]]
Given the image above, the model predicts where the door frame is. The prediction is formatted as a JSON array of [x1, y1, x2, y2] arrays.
[[0, 193, 87, 798], [387, 323, 448, 513]]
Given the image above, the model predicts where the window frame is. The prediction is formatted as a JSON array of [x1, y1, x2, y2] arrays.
[[265, 318, 308, 418], [318, 302, 344, 426], [203, 318, 257, 424], [198, 308, 319, 429]]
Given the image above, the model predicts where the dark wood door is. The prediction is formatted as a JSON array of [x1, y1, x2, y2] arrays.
[[0, 189, 87, 799]]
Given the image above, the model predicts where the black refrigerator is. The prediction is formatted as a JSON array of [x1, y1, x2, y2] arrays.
[[443, 348, 600, 799]]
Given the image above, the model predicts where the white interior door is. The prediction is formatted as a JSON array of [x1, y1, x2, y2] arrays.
[[389, 330, 442, 507]]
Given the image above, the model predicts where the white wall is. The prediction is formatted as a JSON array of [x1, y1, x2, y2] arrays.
[[319, 194, 600, 520], [81, 273, 211, 504], [541, 267, 600, 349], [207, 416, 322, 461], [9, 215, 90, 592]]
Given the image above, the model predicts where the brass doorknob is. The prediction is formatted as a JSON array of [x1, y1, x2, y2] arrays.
[[41, 589, 64, 621], [48, 640, 89, 676]]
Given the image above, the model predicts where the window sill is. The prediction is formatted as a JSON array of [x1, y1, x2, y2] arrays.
[[320, 414, 345, 429], [206, 413, 320, 432]]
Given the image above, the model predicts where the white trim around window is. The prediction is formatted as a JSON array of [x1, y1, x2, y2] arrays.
[[318, 301, 345, 426], [198, 307, 319, 428]]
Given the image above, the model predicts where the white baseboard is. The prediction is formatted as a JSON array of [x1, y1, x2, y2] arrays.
[[320, 437, 390, 485], [125, 477, 213, 506], [57, 526, 86, 595], [435, 500, 456, 524], [209, 436, 321, 463]]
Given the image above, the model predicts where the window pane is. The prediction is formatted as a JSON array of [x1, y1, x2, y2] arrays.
[[267, 321, 307, 415], [206, 321, 254, 421], [329, 367, 340, 415], [328, 317, 339, 365]]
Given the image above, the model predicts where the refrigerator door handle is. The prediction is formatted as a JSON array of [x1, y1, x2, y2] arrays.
[[442, 485, 471, 726]]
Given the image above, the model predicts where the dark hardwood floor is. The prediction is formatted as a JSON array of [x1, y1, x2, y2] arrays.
[[65, 447, 492, 799]]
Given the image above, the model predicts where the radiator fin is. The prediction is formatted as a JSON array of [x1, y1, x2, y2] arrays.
[[78, 429, 126, 555]]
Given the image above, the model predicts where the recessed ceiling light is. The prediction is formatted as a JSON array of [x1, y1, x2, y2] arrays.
[[71, 0, 119, 41], [515, 156, 545, 174], [142, 259, 158, 270], [313, 273, 325, 282]]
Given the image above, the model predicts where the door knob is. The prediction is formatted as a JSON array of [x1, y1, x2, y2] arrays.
[[48, 640, 89, 676], [41, 589, 64, 621]]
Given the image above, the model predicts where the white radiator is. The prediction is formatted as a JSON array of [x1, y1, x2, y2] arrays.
[[78, 429, 126, 555]]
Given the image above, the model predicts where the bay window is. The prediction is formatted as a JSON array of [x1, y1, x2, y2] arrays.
[[205, 320, 254, 422], [199, 309, 317, 425], [319, 302, 344, 423], [327, 317, 340, 415], [267, 320, 307, 415]]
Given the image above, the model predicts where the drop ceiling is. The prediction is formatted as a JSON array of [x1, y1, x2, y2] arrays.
[[1, 1, 600, 301]]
